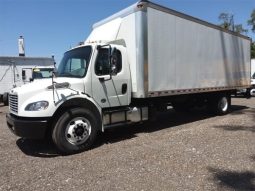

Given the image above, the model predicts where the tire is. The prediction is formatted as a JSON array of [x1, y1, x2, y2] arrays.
[[52, 107, 99, 154], [245, 88, 251, 98], [3, 92, 9, 106], [251, 89, 255, 96], [209, 94, 231, 115]]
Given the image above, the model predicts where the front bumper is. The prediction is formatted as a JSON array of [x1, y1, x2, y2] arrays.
[[6, 113, 49, 139]]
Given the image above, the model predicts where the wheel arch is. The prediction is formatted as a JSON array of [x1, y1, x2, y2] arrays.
[[47, 98, 102, 138]]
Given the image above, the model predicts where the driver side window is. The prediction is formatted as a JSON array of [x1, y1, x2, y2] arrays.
[[95, 48, 122, 76]]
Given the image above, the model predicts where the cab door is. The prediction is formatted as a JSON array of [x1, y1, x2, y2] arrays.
[[91, 46, 130, 108], [21, 68, 33, 83]]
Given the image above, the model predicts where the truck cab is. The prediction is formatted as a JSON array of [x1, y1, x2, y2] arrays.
[[55, 43, 131, 107], [6, 43, 135, 154]]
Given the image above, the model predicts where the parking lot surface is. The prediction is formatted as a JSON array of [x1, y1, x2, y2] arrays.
[[0, 97, 255, 191]]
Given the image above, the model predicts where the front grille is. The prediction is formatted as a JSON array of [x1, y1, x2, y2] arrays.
[[9, 94, 18, 113]]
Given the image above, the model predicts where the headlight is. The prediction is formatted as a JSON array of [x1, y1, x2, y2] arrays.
[[25, 101, 49, 111]]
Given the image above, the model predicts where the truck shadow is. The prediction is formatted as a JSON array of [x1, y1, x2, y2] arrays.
[[16, 138, 60, 158], [16, 105, 248, 157], [93, 104, 247, 146], [97, 109, 214, 145], [208, 167, 255, 191], [213, 105, 255, 133], [213, 125, 255, 133], [228, 105, 252, 116]]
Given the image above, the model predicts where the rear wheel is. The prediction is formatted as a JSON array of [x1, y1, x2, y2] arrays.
[[52, 107, 99, 154], [209, 94, 231, 115], [3, 92, 9, 106]]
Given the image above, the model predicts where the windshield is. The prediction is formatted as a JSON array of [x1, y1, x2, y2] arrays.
[[33, 68, 53, 79], [57, 46, 92, 78]]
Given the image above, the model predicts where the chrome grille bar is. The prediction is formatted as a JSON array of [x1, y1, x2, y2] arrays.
[[9, 94, 18, 113]]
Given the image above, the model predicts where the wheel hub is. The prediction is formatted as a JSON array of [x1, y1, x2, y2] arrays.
[[219, 97, 228, 112], [65, 117, 91, 145], [75, 125, 85, 136]]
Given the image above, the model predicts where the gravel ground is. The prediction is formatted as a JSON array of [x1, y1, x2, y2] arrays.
[[0, 97, 255, 191]]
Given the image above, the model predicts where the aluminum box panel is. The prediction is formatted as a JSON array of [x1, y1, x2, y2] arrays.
[[147, 7, 250, 93], [86, 1, 251, 98]]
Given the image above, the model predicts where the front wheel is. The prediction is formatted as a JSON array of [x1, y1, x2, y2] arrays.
[[52, 108, 99, 154]]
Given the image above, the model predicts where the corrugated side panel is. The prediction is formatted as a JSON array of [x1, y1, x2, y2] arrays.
[[147, 8, 250, 93], [0, 65, 13, 94]]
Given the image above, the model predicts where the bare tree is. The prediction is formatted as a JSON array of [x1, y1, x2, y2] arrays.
[[218, 12, 248, 35], [218, 13, 234, 30], [234, 24, 248, 35], [248, 9, 255, 33]]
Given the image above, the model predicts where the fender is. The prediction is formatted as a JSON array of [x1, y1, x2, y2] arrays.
[[52, 95, 103, 131]]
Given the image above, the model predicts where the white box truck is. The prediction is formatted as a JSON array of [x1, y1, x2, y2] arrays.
[[0, 56, 55, 105], [6, 1, 251, 154], [251, 59, 255, 95]]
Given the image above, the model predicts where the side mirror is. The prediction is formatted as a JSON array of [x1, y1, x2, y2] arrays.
[[110, 47, 118, 76]]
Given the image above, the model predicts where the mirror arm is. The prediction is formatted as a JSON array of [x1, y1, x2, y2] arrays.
[[99, 77, 105, 82], [99, 75, 112, 82]]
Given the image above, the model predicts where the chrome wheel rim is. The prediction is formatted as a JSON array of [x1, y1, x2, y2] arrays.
[[65, 117, 91, 145], [219, 97, 228, 112]]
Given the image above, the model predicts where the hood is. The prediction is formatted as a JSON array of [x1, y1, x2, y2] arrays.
[[10, 77, 85, 95], [11, 78, 51, 95], [9, 77, 86, 116]]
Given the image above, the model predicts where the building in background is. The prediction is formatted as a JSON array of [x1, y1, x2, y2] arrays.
[[0, 56, 55, 105]]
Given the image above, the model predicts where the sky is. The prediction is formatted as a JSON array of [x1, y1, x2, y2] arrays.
[[0, 0, 254, 64]]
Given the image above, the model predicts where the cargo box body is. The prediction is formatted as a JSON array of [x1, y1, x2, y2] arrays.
[[86, 1, 251, 99]]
